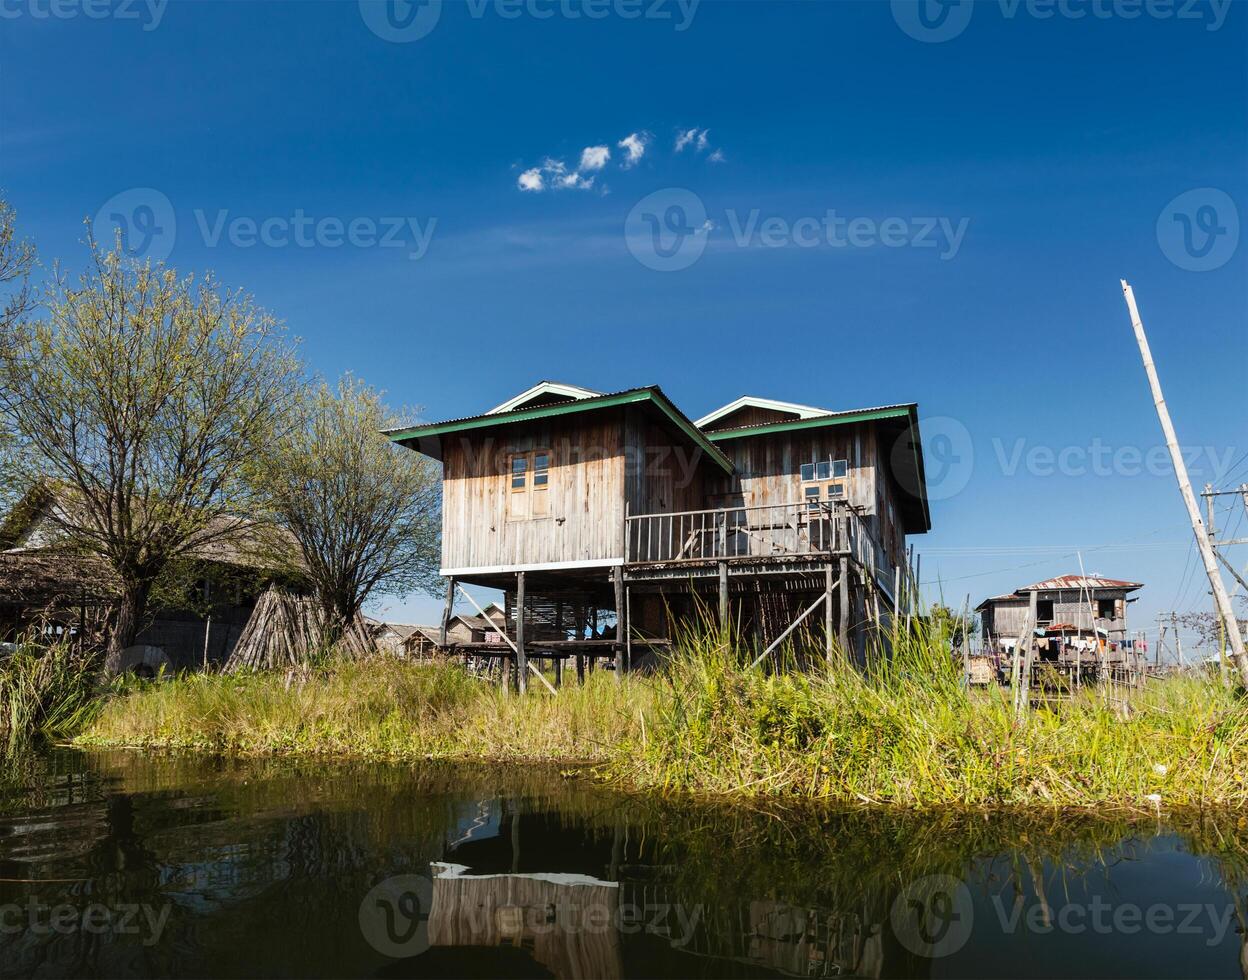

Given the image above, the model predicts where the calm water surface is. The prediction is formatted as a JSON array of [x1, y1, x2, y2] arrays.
[[1, 749, 1246, 979]]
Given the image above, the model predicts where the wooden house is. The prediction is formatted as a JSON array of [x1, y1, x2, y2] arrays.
[[0, 486, 300, 674], [389, 382, 930, 685], [976, 574, 1142, 655]]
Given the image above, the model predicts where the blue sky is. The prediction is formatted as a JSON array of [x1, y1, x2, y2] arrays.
[[2, 0, 1245, 655]]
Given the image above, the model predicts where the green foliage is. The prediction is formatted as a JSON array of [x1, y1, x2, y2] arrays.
[[249, 376, 441, 644], [77, 622, 1248, 810], [0, 641, 104, 752], [0, 233, 303, 668], [624, 622, 1248, 807], [80, 657, 651, 762]]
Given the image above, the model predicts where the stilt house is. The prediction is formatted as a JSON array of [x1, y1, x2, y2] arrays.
[[389, 382, 930, 681]]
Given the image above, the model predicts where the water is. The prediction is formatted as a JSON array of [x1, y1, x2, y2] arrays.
[[0, 749, 1245, 979]]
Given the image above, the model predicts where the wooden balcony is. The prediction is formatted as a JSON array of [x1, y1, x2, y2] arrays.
[[625, 501, 885, 576]]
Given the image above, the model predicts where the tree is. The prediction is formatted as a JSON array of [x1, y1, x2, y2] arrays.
[[253, 377, 441, 648], [0, 198, 36, 509], [0, 238, 302, 675]]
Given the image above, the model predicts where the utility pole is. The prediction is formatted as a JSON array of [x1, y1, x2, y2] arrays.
[[1121, 281, 1248, 684]]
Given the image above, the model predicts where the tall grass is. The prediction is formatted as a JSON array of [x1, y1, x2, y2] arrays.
[[624, 617, 1248, 808], [79, 621, 1248, 809], [81, 658, 651, 763], [0, 641, 103, 752]]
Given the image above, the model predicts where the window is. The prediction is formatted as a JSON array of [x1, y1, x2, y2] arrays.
[[1036, 599, 1054, 623], [801, 456, 848, 511], [508, 450, 550, 519], [510, 454, 528, 490], [1097, 598, 1117, 620]]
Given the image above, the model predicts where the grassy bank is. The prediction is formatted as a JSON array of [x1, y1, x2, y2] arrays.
[[0, 642, 102, 753], [80, 658, 650, 763], [78, 629, 1248, 809]]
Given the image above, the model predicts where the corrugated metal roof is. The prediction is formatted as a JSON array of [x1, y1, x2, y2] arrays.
[[1019, 575, 1144, 592], [977, 574, 1144, 609], [701, 402, 917, 435]]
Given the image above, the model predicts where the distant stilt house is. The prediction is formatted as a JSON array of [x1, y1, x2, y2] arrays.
[[388, 382, 931, 681], [976, 575, 1144, 676], [0, 486, 302, 674]]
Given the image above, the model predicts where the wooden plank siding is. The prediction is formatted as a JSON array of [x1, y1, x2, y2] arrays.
[[439, 407, 717, 572], [440, 412, 627, 570], [707, 423, 908, 580]]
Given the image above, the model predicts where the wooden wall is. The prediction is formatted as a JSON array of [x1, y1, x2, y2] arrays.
[[708, 424, 909, 578], [440, 412, 627, 570], [982, 590, 1132, 639]]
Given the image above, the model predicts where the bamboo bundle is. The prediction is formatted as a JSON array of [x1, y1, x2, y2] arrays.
[[224, 587, 374, 672]]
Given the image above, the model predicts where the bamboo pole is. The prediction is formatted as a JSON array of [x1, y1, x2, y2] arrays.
[[1122, 280, 1248, 684]]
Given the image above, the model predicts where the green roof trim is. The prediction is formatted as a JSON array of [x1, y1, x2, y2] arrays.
[[703, 406, 913, 441], [388, 388, 735, 475], [706, 404, 931, 533]]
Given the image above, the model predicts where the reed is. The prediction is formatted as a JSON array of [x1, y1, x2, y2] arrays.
[[78, 621, 1248, 809], [0, 641, 103, 752], [80, 657, 651, 763]]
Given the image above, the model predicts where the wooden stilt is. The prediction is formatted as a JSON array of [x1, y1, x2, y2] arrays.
[[838, 555, 849, 656], [439, 576, 455, 648], [824, 563, 835, 666], [718, 561, 729, 632], [625, 585, 633, 673], [614, 566, 625, 681], [516, 571, 527, 694]]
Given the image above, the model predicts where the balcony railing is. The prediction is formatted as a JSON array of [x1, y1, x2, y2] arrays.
[[626, 501, 868, 566]]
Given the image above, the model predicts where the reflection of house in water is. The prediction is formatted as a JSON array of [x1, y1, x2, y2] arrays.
[[421, 803, 887, 979], [429, 863, 623, 980]]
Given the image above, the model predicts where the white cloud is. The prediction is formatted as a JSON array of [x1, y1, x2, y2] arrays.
[[708, 148, 725, 163], [675, 127, 710, 153], [617, 131, 650, 168], [557, 171, 595, 190], [517, 168, 545, 192], [579, 145, 610, 172]]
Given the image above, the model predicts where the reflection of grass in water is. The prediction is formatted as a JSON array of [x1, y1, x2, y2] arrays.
[[77, 618, 1248, 808], [9, 746, 1248, 945]]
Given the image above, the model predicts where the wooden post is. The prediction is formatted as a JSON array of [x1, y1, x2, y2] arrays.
[[516, 572, 527, 694], [554, 600, 564, 688], [718, 561, 729, 633], [202, 616, 211, 672], [439, 576, 455, 648], [824, 563, 835, 666], [1122, 280, 1247, 683], [625, 586, 633, 673], [838, 556, 850, 656], [614, 566, 625, 681]]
